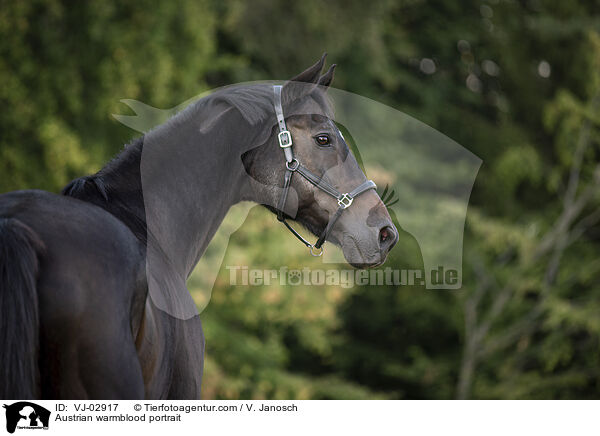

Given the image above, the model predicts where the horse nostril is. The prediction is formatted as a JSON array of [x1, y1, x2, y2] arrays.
[[379, 226, 397, 252]]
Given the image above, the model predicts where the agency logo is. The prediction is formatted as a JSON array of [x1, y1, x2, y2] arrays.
[[3, 402, 50, 434]]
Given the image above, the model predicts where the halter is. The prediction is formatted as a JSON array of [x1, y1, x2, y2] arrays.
[[273, 85, 377, 256]]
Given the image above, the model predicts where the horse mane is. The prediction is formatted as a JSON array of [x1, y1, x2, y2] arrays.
[[62, 172, 109, 202], [60, 84, 277, 244], [62, 83, 275, 192], [62, 136, 143, 199], [62, 136, 147, 242], [61, 80, 331, 245]]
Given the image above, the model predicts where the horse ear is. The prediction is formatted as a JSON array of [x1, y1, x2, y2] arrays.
[[289, 53, 327, 84], [318, 64, 336, 88]]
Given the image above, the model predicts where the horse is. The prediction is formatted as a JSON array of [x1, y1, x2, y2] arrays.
[[0, 55, 398, 399]]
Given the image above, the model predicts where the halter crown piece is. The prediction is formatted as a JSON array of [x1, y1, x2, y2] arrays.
[[273, 85, 377, 256]]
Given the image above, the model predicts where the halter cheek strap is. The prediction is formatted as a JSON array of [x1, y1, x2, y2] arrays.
[[273, 85, 376, 256]]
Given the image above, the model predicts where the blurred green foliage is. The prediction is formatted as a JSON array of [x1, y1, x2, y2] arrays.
[[1, 0, 599, 398]]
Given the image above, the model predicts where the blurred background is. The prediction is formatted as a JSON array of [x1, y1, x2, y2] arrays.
[[1, 0, 599, 399]]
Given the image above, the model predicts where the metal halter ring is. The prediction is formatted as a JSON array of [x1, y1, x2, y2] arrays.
[[286, 159, 299, 171], [337, 193, 353, 209], [310, 245, 324, 257]]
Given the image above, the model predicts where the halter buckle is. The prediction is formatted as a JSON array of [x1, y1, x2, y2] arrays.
[[278, 130, 292, 148], [338, 194, 353, 209]]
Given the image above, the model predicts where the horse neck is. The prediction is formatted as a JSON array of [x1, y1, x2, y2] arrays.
[[138, 105, 252, 278], [72, 99, 259, 280]]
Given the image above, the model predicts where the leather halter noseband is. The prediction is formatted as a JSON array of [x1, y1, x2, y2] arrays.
[[273, 85, 377, 256]]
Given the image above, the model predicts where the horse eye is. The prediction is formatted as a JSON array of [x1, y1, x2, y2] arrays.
[[315, 134, 330, 146]]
